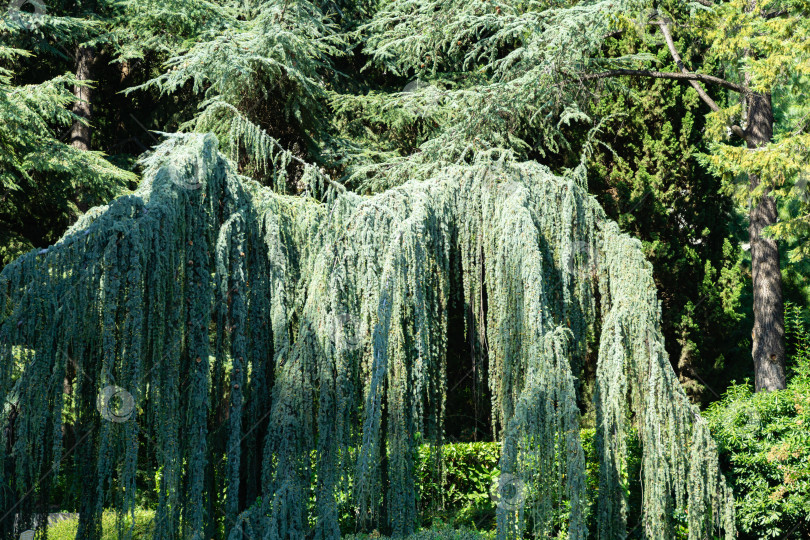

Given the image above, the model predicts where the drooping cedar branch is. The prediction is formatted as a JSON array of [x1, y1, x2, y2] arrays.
[[0, 134, 735, 540]]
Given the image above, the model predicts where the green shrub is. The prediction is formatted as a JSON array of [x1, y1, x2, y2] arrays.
[[705, 304, 810, 539], [45, 509, 155, 540], [29, 433, 661, 539], [412, 432, 638, 536], [415, 441, 500, 530]]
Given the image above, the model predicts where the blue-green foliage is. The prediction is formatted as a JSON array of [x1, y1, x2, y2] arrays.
[[0, 135, 734, 539]]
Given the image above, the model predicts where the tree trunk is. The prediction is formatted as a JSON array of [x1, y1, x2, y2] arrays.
[[747, 91, 786, 391], [70, 46, 94, 151]]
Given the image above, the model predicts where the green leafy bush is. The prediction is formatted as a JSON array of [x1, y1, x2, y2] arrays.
[[412, 432, 642, 536], [27, 433, 676, 539], [46, 509, 155, 540], [33, 432, 651, 539], [415, 441, 500, 530], [705, 304, 810, 539]]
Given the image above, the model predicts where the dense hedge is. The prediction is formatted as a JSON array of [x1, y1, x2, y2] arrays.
[[415, 441, 500, 530]]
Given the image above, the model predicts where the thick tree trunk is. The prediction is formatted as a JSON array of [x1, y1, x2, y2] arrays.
[[746, 91, 786, 391], [70, 46, 95, 151]]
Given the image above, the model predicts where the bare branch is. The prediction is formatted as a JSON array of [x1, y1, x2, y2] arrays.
[[582, 68, 747, 94], [762, 9, 788, 19], [656, 20, 720, 109], [655, 19, 747, 140]]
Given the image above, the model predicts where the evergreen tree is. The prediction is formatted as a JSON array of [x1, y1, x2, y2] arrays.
[[581, 0, 810, 391], [0, 133, 735, 539], [126, 0, 347, 196], [346, 0, 810, 391], [0, 41, 135, 265], [4, 0, 808, 537], [584, 28, 750, 403]]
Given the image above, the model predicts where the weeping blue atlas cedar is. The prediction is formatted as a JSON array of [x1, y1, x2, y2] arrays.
[[0, 134, 734, 539]]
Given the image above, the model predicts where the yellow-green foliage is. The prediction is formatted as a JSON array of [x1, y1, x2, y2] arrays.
[[681, 1, 810, 259], [47, 511, 495, 540], [699, 0, 810, 93]]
